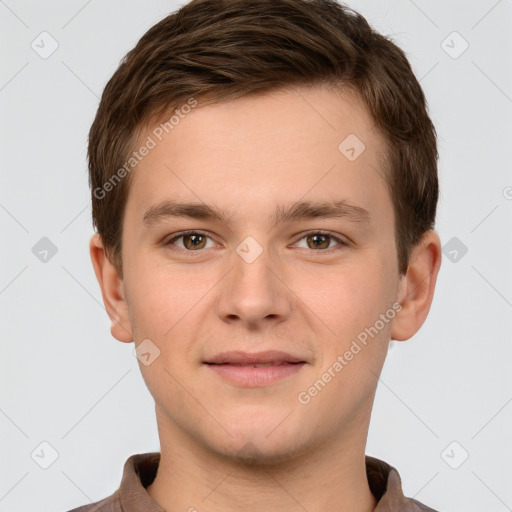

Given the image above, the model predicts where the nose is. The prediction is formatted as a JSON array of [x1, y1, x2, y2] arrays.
[[215, 240, 292, 329]]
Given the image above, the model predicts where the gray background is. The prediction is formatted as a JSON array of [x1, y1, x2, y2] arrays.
[[1, 1, 511, 511]]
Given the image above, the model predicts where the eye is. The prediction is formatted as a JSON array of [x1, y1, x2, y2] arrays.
[[165, 231, 217, 252], [164, 230, 347, 255], [293, 231, 347, 251]]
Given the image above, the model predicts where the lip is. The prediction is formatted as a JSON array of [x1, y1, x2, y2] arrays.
[[204, 350, 306, 365], [204, 350, 307, 387]]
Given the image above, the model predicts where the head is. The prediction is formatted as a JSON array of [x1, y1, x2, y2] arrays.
[[89, 0, 441, 464]]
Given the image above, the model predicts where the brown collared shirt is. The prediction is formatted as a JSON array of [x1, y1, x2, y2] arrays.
[[66, 452, 440, 511]]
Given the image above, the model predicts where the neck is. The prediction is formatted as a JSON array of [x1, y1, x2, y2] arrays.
[[146, 409, 377, 512]]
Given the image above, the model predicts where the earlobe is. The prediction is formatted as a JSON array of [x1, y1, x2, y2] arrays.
[[89, 233, 134, 343], [390, 230, 442, 342]]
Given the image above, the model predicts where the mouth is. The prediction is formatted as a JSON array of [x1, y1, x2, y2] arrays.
[[204, 350, 306, 365], [209, 361, 301, 368], [204, 351, 307, 387]]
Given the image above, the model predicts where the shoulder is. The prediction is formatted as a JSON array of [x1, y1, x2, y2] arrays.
[[408, 497, 442, 511], [63, 489, 121, 512], [365, 455, 443, 511], [405, 497, 442, 511]]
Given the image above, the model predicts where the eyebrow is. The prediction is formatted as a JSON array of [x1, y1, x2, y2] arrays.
[[142, 199, 371, 228]]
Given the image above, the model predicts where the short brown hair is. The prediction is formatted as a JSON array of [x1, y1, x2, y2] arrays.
[[88, 0, 438, 277]]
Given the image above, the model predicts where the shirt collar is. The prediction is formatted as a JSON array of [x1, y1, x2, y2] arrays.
[[119, 453, 164, 512], [117, 452, 430, 512]]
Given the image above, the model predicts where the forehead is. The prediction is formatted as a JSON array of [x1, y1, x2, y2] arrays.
[[125, 84, 391, 230]]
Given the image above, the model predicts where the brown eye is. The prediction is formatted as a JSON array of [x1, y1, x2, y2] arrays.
[[306, 233, 331, 249], [295, 231, 346, 251], [166, 231, 214, 252], [182, 233, 207, 250]]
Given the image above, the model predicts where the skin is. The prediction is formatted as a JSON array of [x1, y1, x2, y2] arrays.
[[90, 84, 442, 512]]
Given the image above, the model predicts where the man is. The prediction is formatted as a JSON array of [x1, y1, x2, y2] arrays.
[[70, 0, 443, 510]]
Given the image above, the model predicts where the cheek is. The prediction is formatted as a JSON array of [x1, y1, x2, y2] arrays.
[[127, 260, 213, 339], [294, 258, 392, 345]]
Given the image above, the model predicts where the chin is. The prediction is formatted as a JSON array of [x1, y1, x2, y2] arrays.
[[214, 438, 302, 468], [208, 419, 310, 468]]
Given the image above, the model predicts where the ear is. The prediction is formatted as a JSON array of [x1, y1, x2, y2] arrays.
[[391, 230, 442, 341], [89, 233, 133, 343]]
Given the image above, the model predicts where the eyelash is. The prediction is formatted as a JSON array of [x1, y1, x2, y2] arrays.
[[164, 230, 348, 256]]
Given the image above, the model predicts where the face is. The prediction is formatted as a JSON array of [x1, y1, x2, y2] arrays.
[[108, 85, 407, 463]]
